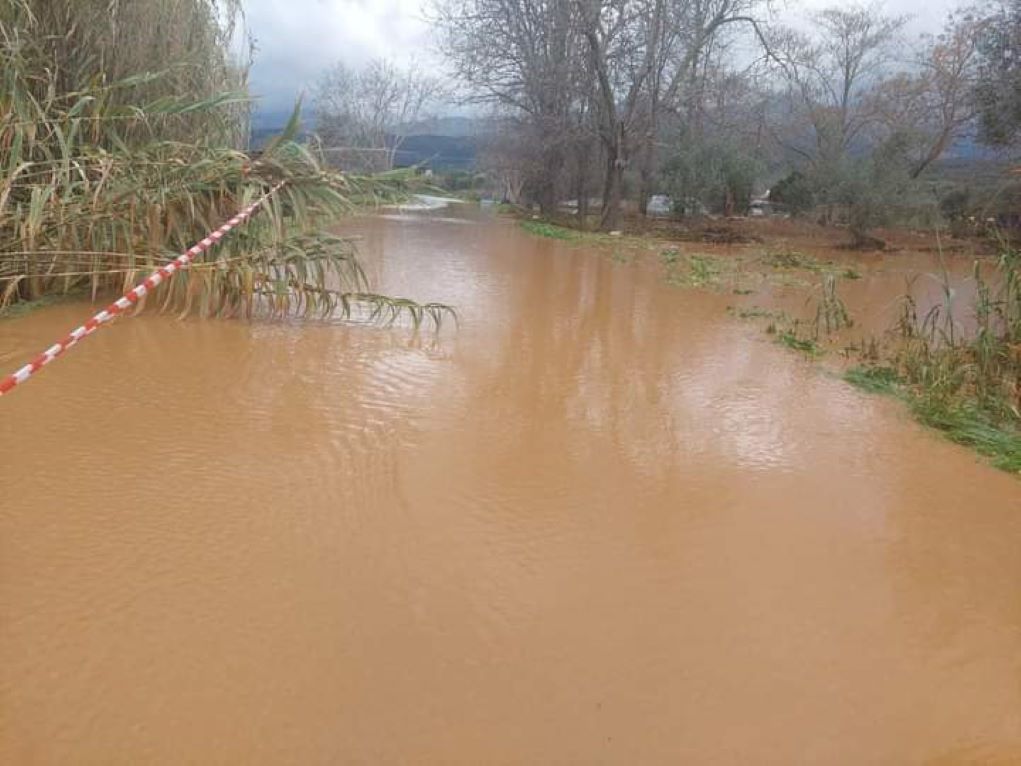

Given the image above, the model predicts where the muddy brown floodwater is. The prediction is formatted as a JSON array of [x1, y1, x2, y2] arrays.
[[2, 204, 1021, 763]]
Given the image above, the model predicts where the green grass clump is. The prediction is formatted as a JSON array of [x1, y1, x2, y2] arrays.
[[660, 248, 682, 265], [764, 275, 851, 357], [519, 220, 582, 241], [688, 255, 719, 286], [879, 255, 1021, 459], [846, 364, 1021, 473], [775, 329, 821, 355], [910, 400, 1021, 473], [762, 248, 826, 271], [762, 248, 865, 280], [844, 364, 900, 394], [814, 274, 854, 334], [663, 253, 733, 289], [727, 305, 784, 320]]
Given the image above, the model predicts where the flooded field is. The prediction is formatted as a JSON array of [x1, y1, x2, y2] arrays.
[[2, 204, 1021, 762]]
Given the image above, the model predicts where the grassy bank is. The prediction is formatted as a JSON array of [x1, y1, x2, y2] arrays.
[[845, 365, 1021, 472], [519, 220, 585, 241]]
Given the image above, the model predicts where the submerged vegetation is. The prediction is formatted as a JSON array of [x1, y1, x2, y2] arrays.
[[846, 364, 1021, 472], [665, 253, 728, 289], [773, 327, 822, 355], [749, 247, 1021, 472], [0, 0, 451, 328], [519, 220, 584, 241], [846, 252, 1021, 472], [519, 208, 1021, 474], [761, 248, 828, 271]]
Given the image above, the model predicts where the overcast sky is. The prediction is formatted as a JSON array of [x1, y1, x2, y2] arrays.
[[245, 0, 434, 116], [244, 0, 963, 117]]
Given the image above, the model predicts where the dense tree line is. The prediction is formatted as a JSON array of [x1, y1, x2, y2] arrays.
[[305, 1, 1021, 237], [429, 0, 768, 229]]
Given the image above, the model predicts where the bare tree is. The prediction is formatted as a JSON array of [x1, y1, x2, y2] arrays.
[[768, 4, 906, 176], [314, 59, 444, 172], [874, 12, 985, 178], [566, 83, 602, 221], [477, 115, 540, 204], [576, 0, 767, 228], [635, 0, 769, 215], [575, 0, 670, 230], [661, 63, 772, 217], [432, 0, 577, 215]]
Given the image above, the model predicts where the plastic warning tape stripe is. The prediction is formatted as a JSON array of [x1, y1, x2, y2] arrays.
[[0, 181, 285, 397]]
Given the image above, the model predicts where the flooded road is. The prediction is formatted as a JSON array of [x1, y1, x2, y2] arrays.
[[2, 205, 1021, 763]]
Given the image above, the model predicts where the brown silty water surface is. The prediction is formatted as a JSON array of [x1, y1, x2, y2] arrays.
[[2, 204, 1021, 763]]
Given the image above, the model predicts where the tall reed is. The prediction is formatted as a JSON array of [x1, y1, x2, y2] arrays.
[[0, 0, 451, 327]]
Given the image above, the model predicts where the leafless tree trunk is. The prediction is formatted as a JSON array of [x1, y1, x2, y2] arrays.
[[576, 0, 668, 230]]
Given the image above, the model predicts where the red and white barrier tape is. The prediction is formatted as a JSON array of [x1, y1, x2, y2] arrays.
[[0, 181, 285, 397]]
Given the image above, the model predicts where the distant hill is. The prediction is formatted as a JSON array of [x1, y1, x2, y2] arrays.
[[394, 115, 483, 169], [249, 104, 310, 149], [251, 105, 306, 131], [402, 116, 481, 138], [249, 107, 480, 169], [393, 134, 476, 170], [943, 134, 1008, 162]]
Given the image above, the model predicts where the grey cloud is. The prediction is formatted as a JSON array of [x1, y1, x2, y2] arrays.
[[245, 0, 434, 115], [245, 0, 961, 118]]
